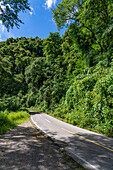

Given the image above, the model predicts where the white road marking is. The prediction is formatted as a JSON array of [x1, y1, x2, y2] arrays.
[[45, 119, 51, 123], [30, 116, 47, 134], [65, 148, 99, 170]]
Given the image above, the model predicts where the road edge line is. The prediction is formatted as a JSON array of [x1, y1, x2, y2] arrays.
[[65, 147, 99, 170], [31, 115, 99, 170], [30, 116, 47, 134]]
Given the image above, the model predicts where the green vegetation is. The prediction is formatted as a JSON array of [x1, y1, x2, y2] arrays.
[[0, 0, 113, 137], [0, 110, 30, 135], [0, 0, 30, 30]]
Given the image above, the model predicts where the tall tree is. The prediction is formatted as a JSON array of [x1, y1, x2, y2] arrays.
[[0, 0, 30, 30], [43, 32, 63, 62], [52, 0, 113, 65]]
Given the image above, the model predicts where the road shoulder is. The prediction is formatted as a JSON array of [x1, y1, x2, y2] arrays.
[[0, 121, 83, 170]]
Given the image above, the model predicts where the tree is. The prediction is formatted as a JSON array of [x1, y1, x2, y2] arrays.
[[43, 32, 63, 62], [52, 0, 113, 64], [0, 0, 30, 30]]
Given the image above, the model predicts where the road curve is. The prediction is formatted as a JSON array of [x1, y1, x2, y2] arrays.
[[31, 112, 113, 170]]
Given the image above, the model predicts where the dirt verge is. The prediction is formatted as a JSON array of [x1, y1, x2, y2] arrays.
[[0, 121, 81, 170]]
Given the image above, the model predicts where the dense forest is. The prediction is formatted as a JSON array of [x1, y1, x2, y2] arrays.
[[0, 0, 113, 137]]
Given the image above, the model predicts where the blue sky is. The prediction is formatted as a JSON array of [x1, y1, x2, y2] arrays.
[[0, 0, 65, 41]]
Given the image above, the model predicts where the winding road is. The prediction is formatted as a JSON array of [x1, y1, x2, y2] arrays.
[[31, 112, 113, 170]]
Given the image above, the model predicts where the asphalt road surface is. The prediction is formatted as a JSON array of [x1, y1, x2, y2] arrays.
[[31, 112, 113, 170]]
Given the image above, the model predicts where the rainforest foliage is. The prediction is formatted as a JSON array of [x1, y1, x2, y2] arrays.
[[0, 0, 113, 136]]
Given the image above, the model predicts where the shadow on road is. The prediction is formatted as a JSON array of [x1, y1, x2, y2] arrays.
[[0, 122, 75, 170], [29, 111, 41, 115], [39, 126, 113, 170]]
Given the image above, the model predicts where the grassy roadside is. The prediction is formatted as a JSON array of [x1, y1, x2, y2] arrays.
[[0, 110, 30, 135]]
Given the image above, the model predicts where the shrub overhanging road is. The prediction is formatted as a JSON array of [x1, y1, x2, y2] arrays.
[[31, 112, 113, 170]]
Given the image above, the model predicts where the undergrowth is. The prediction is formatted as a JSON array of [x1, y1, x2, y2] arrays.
[[0, 110, 30, 135]]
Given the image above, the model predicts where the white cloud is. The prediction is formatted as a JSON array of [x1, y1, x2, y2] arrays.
[[0, 21, 5, 41], [0, 21, 14, 42], [45, 0, 56, 8], [29, 7, 35, 15], [0, 1, 13, 15], [0, 3, 6, 15], [0, 34, 2, 41]]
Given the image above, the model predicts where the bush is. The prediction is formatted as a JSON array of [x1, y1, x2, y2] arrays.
[[54, 63, 113, 137], [0, 111, 30, 135]]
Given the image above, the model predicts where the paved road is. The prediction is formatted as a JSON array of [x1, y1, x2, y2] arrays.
[[31, 112, 113, 170]]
